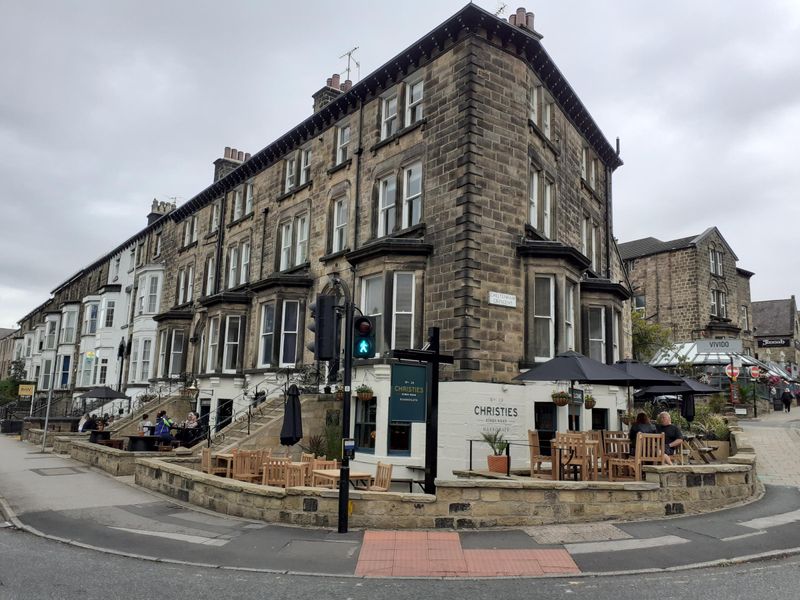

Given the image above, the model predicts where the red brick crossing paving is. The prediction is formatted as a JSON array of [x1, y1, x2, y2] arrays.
[[355, 530, 581, 578]]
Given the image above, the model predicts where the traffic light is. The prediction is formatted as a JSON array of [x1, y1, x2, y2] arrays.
[[307, 295, 337, 360], [353, 316, 376, 359]]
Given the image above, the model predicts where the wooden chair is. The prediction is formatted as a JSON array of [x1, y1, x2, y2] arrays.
[[262, 457, 290, 486], [586, 430, 605, 476], [300, 452, 316, 484], [602, 432, 631, 476], [232, 450, 261, 483], [284, 463, 306, 488], [527, 430, 549, 476], [356, 462, 393, 492], [608, 433, 665, 481]]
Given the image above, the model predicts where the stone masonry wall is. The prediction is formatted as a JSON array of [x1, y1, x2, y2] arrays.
[[135, 458, 757, 529]]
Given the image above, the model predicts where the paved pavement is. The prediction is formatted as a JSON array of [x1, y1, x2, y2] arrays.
[[0, 409, 799, 579]]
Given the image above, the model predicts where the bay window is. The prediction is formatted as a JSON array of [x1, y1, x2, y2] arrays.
[[61, 311, 76, 344], [140, 340, 151, 381]]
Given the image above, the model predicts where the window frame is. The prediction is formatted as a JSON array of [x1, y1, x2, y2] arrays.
[[299, 149, 312, 185], [258, 303, 276, 368], [362, 275, 385, 357], [222, 316, 241, 374], [336, 124, 350, 164], [140, 339, 152, 381], [405, 79, 424, 125], [206, 317, 219, 373], [103, 300, 115, 328], [588, 306, 606, 363], [284, 157, 297, 193], [240, 241, 250, 284], [170, 330, 184, 376], [227, 246, 239, 289], [565, 281, 576, 352], [295, 215, 309, 266], [210, 201, 220, 233], [381, 93, 398, 139], [279, 221, 293, 271], [279, 300, 299, 368], [378, 175, 396, 237], [391, 272, 415, 351], [244, 183, 254, 215], [532, 275, 555, 362], [205, 255, 216, 296], [332, 197, 348, 253], [157, 330, 168, 377], [402, 162, 422, 229], [61, 311, 76, 344]]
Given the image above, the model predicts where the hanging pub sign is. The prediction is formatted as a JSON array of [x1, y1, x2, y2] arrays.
[[389, 363, 428, 422]]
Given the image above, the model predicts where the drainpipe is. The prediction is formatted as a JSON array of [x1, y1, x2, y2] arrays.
[[605, 163, 612, 280], [354, 95, 364, 251], [215, 196, 227, 292]]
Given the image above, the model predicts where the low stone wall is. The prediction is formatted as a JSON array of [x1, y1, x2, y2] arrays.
[[70, 441, 164, 477], [52, 433, 90, 454], [26, 429, 89, 449], [134, 457, 759, 529]]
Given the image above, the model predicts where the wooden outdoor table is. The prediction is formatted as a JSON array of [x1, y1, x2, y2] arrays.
[[311, 468, 372, 488], [126, 435, 163, 452], [213, 453, 235, 477]]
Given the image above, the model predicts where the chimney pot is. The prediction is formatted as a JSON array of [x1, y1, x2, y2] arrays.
[[508, 14, 516, 25], [516, 7, 526, 25], [237, 150, 244, 161], [244, 152, 251, 161], [326, 77, 333, 86], [526, 12, 534, 30], [331, 73, 340, 89], [341, 79, 352, 92], [224, 146, 231, 159]]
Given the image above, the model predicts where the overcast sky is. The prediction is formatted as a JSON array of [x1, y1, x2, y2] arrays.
[[2, 0, 799, 329]]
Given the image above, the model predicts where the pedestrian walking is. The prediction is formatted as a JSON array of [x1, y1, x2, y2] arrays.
[[781, 389, 793, 413]]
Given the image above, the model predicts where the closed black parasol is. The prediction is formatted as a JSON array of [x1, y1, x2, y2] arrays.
[[280, 384, 303, 446], [77, 386, 129, 400]]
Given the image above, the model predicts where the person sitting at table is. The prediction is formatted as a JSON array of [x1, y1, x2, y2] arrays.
[[153, 410, 174, 441], [185, 412, 199, 429], [138, 413, 153, 436], [77, 414, 88, 432], [628, 412, 656, 456], [656, 411, 684, 465], [83, 414, 99, 432]]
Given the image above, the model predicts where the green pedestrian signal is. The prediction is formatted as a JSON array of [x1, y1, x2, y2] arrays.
[[353, 316, 376, 359]]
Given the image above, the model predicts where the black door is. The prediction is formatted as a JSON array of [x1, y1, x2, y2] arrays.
[[215, 398, 233, 432], [591, 408, 609, 430], [534, 402, 557, 456]]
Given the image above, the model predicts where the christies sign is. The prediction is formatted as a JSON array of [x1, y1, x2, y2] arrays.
[[389, 363, 428, 422]]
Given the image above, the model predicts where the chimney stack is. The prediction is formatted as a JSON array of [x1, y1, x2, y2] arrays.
[[312, 73, 346, 113], [508, 7, 541, 38], [146, 198, 175, 225], [213, 146, 249, 182]]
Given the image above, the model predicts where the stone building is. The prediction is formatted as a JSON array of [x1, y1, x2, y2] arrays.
[[752, 297, 800, 379], [619, 227, 754, 354], [0, 328, 18, 379], [12, 5, 632, 478]]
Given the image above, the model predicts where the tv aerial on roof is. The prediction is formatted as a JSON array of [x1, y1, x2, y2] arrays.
[[339, 47, 360, 82]]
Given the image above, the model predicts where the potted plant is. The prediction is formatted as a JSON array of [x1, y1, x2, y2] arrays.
[[355, 384, 373, 401], [481, 429, 509, 473], [584, 395, 596, 409], [620, 411, 635, 425], [551, 391, 570, 406]]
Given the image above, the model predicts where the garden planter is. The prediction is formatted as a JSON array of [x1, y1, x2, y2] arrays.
[[487, 454, 509, 473], [552, 393, 570, 407]]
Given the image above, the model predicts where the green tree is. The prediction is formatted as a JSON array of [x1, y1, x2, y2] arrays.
[[0, 359, 27, 406], [631, 310, 672, 362]]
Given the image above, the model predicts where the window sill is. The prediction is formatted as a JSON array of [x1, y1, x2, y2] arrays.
[[528, 119, 560, 156], [580, 178, 602, 201], [370, 118, 427, 153], [524, 223, 551, 241], [276, 181, 313, 204], [227, 212, 255, 228], [368, 222, 427, 245], [278, 262, 310, 275], [320, 248, 351, 263], [178, 241, 198, 254], [206, 229, 219, 239], [356, 448, 376, 455], [327, 159, 352, 176]]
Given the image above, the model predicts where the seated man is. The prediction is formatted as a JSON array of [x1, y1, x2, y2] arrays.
[[153, 410, 174, 442], [656, 411, 684, 465]]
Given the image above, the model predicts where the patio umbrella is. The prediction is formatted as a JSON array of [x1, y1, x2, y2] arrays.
[[279, 384, 303, 446], [513, 351, 636, 386], [77, 386, 129, 400], [612, 360, 683, 414], [634, 377, 720, 397]]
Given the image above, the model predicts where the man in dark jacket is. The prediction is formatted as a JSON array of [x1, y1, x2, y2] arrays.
[[781, 389, 793, 413]]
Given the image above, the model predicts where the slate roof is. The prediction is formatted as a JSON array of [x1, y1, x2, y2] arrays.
[[618, 226, 739, 262], [618, 235, 698, 261], [752, 299, 795, 338]]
